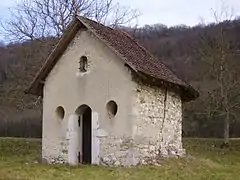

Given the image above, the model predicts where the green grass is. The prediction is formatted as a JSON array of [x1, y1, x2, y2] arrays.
[[1, 138, 240, 180]]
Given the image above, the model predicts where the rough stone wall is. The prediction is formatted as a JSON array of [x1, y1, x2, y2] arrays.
[[98, 135, 136, 166], [132, 82, 185, 165], [42, 137, 68, 164]]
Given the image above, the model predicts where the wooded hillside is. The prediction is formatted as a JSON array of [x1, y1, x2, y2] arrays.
[[0, 19, 240, 138]]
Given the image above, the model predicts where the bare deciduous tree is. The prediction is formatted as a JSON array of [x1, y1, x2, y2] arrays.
[[198, 2, 240, 145], [1, 0, 139, 41]]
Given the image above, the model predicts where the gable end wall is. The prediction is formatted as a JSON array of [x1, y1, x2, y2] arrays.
[[42, 28, 136, 164]]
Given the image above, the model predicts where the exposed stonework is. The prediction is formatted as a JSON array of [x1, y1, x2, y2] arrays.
[[132, 82, 185, 164], [98, 135, 136, 166], [42, 138, 68, 164]]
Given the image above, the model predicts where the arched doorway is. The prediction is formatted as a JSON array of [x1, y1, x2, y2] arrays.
[[75, 104, 92, 164]]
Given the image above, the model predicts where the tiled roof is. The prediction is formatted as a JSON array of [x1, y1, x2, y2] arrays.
[[78, 16, 198, 100], [27, 16, 198, 101]]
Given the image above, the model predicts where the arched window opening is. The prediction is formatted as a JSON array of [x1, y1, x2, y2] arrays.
[[55, 106, 65, 120], [79, 56, 88, 73], [106, 100, 118, 119]]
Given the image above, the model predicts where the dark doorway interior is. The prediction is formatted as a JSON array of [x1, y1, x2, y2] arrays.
[[82, 107, 92, 164]]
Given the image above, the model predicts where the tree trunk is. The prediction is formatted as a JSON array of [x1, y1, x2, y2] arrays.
[[224, 111, 230, 145]]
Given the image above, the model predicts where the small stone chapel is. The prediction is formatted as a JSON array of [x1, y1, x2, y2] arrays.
[[26, 16, 198, 166]]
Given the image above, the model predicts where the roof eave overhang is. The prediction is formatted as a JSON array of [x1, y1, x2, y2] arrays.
[[131, 70, 199, 102]]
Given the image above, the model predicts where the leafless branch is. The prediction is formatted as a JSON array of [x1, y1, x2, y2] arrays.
[[1, 0, 140, 42]]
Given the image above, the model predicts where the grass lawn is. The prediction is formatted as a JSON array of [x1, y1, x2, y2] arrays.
[[0, 138, 240, 180]]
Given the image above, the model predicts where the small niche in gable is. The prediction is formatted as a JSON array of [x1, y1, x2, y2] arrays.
[[79, 56, 88, 73]]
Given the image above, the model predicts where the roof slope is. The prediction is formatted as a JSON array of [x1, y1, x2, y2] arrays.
[[79, 17, 186, 86], [27, 16, 198, 101]]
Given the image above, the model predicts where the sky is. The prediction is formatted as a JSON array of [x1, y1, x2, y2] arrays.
[[0, 0, 240, 28]]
